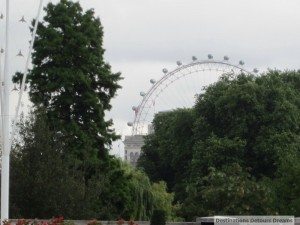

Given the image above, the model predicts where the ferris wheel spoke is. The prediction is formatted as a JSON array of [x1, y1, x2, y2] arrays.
[[130, 56, 253, 135]]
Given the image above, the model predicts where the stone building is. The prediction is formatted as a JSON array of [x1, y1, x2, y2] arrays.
[[123, 135, 145, 167]]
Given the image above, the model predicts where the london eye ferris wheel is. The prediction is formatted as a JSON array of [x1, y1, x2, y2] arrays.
[[127, 55, 259, 136]]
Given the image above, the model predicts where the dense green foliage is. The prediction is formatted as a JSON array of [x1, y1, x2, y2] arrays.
[[10, 109, 86, 218], [10, 108, 177, 219], [138, 70, 300, 220], [11, 0, 300, 220], [10, 0, 177, 220], [13, 0, 121, 162], [138, 109, 195, 203], [115, 162, 179, 221], [11, 0, 122, 218], [151, 182, 179, 221]]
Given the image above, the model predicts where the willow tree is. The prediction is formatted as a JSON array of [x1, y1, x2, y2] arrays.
[[14, 0, 121, 164]]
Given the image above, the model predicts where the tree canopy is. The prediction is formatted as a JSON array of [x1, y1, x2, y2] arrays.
[[10, 0, 180, 220], [11, 0, 124, 218], [13, 0, 122, 162], [138, 70, 300, 219], [10, 109, 178, 219]]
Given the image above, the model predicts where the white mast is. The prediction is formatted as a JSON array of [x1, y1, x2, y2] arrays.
[[1, 0, 44, 221], [1, 0, 11, 221]]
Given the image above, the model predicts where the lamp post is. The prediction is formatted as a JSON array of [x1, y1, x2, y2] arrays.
[[1, 0, 11, 222], [1, 0, 43, 222]]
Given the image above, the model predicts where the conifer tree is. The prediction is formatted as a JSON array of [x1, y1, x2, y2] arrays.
[[14, 0, 122, 163]]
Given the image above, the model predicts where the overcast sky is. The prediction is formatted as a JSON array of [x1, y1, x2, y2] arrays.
[[1, 0, 300, 157]]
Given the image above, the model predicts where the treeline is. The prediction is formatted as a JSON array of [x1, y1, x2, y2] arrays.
[[9, 0, 177, 221], [10, 112, 175, 220], [138, 70, 300, 220], [8, 0, 300, 221]]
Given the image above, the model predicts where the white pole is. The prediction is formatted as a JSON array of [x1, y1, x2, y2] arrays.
[[0, 50, 4, 153], [1, 0, 10, 221], [10, 0, 44, 147]]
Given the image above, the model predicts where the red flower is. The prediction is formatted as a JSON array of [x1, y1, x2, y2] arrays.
[[51, 217, 64, 225], [16, 219, 31, 225], [128, 220, 135, 225]]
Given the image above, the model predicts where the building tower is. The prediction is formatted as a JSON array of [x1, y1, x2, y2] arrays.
[[123, 135, 145, 167]]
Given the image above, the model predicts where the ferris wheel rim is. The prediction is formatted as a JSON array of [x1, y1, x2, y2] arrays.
[[130, 57, 258, 136]]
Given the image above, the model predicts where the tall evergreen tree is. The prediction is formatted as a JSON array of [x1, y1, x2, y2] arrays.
[[10, 1, 178, 220], [13, 0, 122, 164]]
